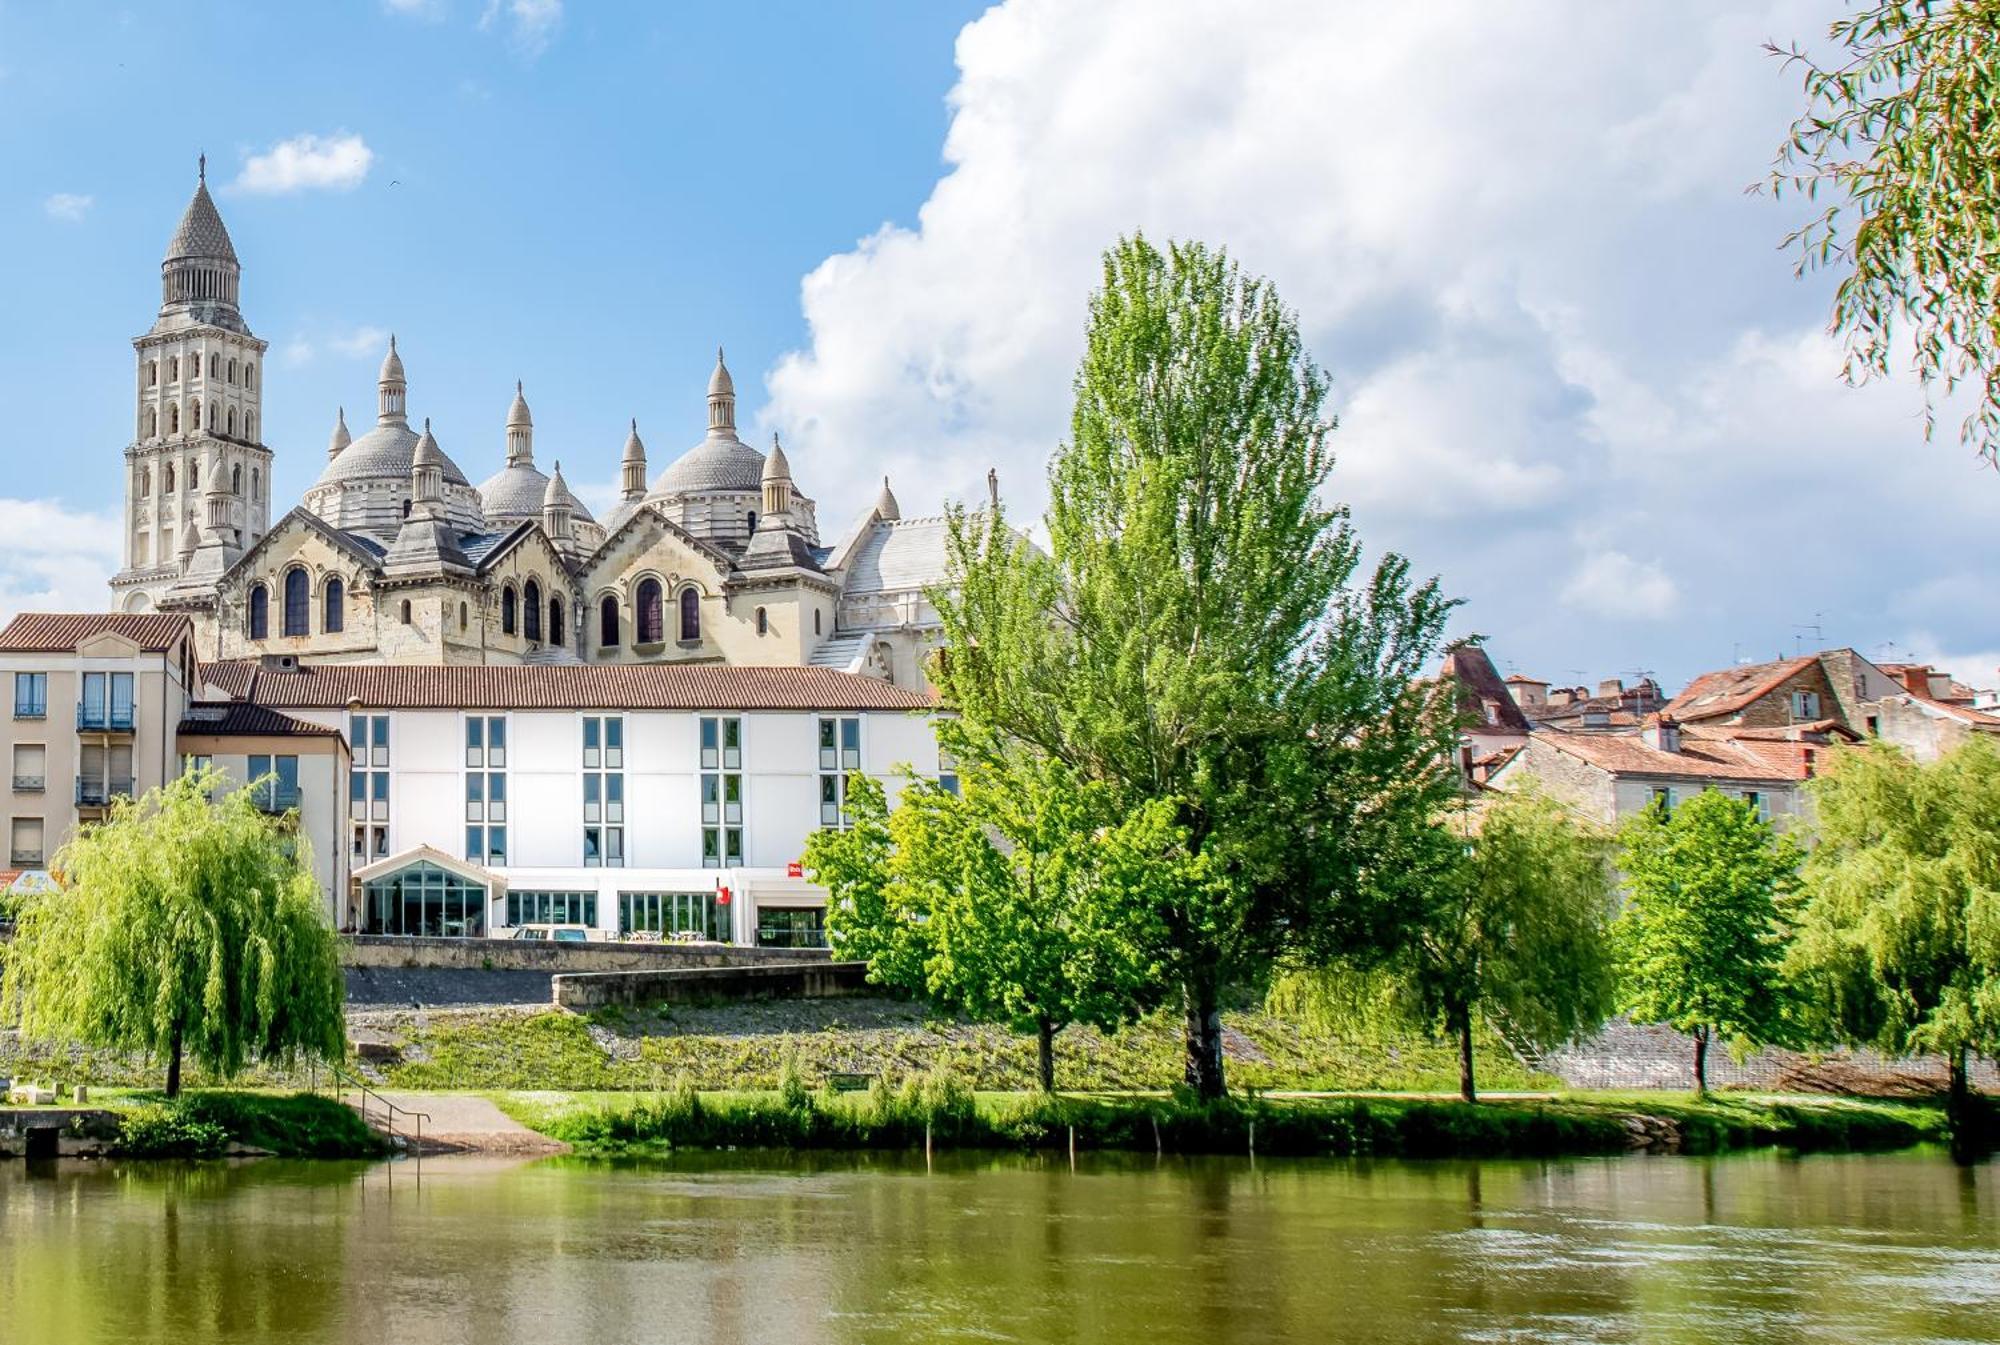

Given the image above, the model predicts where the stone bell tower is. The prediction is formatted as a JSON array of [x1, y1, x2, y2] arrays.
[[111, 158, 274, 613]]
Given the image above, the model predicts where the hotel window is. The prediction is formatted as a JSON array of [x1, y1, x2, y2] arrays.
[[79, 672, 135, 729], [465, 716, 508, 865], [13, 673, 46, 719], [582, 714, 625, 867], [246, 754, 300, 812], [818, 716, 861, 827], [619, 891, 725, 941], [699, 715, 743, 867], [506, 890, 597, 928], [349, 712, 391, 862]]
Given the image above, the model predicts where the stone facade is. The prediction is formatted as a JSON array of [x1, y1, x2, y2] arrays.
[[108, 170, 991, 692]]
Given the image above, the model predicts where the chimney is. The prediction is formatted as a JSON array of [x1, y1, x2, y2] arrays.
[[1597, 677, 1624, 699], [1642, 715, 1682, 754]]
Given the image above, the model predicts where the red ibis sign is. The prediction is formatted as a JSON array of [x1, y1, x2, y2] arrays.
[[787, 861, 803, 878]]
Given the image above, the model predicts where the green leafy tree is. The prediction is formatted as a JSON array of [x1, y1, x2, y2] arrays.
[[932, 236, 1460, 1098], [1272, 789, 1618, 1103], [1766, 0, 2000, 463], [807, 730, 1176, 1091], [1614, 790, 1801, 1094], [1788, 738, 2000, 1145], [2, 768, 346, 1097]]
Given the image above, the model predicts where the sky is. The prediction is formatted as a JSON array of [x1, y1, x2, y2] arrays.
[[2, 0, 1997, 693]]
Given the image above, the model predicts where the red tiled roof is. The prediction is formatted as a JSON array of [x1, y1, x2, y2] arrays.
[[178, 702, 343, 738], [1439, 644, 1534, 736], [1536, 728, 1816, 784], [1661, 655, 1817, 722], [203, 660, 936, 712], [0, 612, 193, 654]]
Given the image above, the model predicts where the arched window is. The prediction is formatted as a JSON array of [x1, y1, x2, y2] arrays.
[[814, 608, 822, 635], [140, 467, 151, 495], [679, 586, 700, 642], [324, 577, 345, 633], [245, 363, 255, 390], [524, 579, 543, 643], [401, 499, 412, 519], [247, 414, 256, 441], [747, 510, 758, 534], [501, 585, 517, 636], [190, 401, 200, 430], [550, 595, 565, 648], [142, 408, 156, 437], [168, 405, 180, 435], [599, 595, 619, 649], [164, 463, 176, 494], [191, 462, 199, 490], [209, 354, 219, 379], [251, 467, 260, 501], [756, 606, 767, 635], [283, 568, 309, 637], [210, 400, 218, 428], [227, 358, 237, 384], [248, 583, 269, 640], [146, 361, 158, 387], [636, 579, 663, 644], [400, 599, 412, 624], [227, 407, 237, 436], [459, 601, 468, 631], [231, 463, 242, 494]]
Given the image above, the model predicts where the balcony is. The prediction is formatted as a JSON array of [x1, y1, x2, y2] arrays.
[[11, 774, 44, 793], [77, 704, 136, 732], [75, 776, 135, 808], [253, 784, 301, 814]]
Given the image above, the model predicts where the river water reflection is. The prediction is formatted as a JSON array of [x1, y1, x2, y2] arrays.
[[1, 1149, 1995, 1343]]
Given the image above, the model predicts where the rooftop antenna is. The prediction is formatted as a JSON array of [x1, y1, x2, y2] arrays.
[[1792, 613, 1825, 657]]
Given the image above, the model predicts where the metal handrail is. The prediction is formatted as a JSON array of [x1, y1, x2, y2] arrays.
[[326, 1060, 430, 1153]]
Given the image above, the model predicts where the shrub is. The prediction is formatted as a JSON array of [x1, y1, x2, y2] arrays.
[[114, 1102, 230, 1158]]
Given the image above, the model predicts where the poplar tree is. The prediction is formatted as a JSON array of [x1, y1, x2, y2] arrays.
[[1789, 739, 2000, 1149], [3, 769, 346, 1097], [1615, 790, 1800, 1094], [932, 236, 1461, 1098]]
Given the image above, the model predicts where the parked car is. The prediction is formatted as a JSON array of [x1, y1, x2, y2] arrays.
[[513, 923, 591, 943]]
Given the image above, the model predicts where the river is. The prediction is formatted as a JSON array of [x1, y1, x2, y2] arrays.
[[1, 1150, 1994, 1343]]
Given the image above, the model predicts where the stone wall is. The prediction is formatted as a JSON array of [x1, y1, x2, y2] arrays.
[[552, 959, 870, 1009], [340, 933, 829, 974]]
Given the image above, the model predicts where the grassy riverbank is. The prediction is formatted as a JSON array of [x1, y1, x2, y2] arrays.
[[498, 1081, 1949, 1160], [17, 1090, 388, 1159]]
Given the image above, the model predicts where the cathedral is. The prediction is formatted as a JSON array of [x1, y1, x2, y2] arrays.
[[109, 167, 960, 687]]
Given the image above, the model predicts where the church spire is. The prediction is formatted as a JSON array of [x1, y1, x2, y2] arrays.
[[707, 346, 736, 435], [160, 157, 241, 321], [378, 336, 407, 424], [506, 380, 533, 466], [328, 407, 351, 461], [620, 418, 647, 501]]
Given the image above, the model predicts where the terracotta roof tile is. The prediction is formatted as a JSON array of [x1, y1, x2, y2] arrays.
[[0, 612, 193, 653], [1439, 643, 1533, 736], [203, 660, 935, 712], [1537, 728, 1816, 784], [178, 702, 343, 738], [1662, 655, 1817, 722]]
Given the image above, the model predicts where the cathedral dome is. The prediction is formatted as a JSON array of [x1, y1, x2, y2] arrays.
[[478, 460, 595, 523], [313, 421, 473, 489], [649, 432, 767, 496]]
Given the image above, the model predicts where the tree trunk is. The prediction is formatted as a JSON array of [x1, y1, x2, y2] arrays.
[[1946, 1046, 1980, 1163], [1692, 1025, 1709, 1097], [165, 1021, 184, 1100], [1183, 974, 1226, 1101], [1036, 1016, 1057, 1094], [1454, 1005, 1477, 1104]]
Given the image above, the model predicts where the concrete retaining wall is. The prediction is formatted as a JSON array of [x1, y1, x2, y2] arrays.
[[342, 934, 830, 975], [552, 960, 871, 1010]]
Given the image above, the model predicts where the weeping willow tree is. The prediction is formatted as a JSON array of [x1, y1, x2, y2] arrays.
[[1789, 738, 2000, 1150], [1766, 0, 2000, 464], [2, 768, 345, 1097], [1271, 789, 1618, 1103]]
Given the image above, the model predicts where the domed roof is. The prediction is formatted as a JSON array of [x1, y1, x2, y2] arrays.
[[164, 169, 237, 263], [312, 420, 472, 490], [380, 336, 405, 385], [762, 432, 791, 483], [649, 431, 767, 496], [506, 380, 532, 429], [477, 460, 595, 522]]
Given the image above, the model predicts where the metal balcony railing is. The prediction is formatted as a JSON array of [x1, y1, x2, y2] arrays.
[[11, 775, 44, 793], [75, 776, 135, 807], [76, 704, 136, 731], [12, 702, 46, 721]]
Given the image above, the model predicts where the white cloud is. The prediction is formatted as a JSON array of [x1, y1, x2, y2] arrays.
[[42, 193, 92, 222], [764, 0, 2000, 688], [0, 499, 122, 620], [281, 324, 391, 368], [480, 0, 562, 56], [1561, 549, 1680, 622], [232, 133, 373, 196]]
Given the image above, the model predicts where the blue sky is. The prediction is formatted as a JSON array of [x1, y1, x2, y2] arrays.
[[4, 1, 1999, 693]]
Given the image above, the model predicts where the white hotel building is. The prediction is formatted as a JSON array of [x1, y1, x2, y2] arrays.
[[1, 614, 941, 949]]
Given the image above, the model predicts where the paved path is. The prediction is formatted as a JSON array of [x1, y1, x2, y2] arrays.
[[354, 1091, 567, 1155]]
